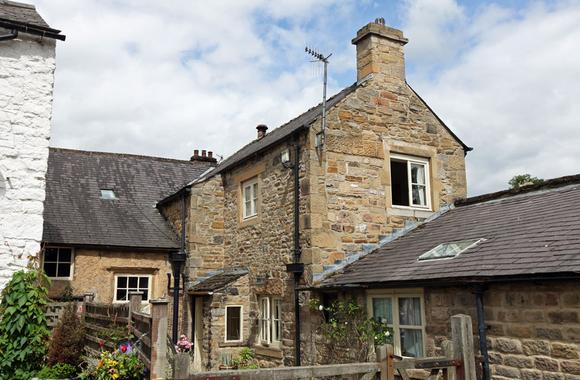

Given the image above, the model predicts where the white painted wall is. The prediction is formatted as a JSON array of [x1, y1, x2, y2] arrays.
[[0, 32, 56, 289]]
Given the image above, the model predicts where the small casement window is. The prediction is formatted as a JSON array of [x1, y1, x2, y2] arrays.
[[390, 154, 430, 209], [43, 247, 73, 279], [259, 297, 282, 344], [370, 295, 425, 357], [225, 305, 243, 342], [242, 177, 258, 219], [114, 275, 150, 302]]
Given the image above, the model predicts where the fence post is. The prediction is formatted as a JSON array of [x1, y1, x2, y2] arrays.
[[442, 340, 456, 380], [451, 314, 477, 380], [375, 344, 388, 380], [128, 292, 143, 330], [150, 299, 169, 380], [386, 344, 394, 380]]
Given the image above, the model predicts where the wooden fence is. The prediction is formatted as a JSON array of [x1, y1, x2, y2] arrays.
[[190, 314, 476, 380], [80, 293, 170, 380]]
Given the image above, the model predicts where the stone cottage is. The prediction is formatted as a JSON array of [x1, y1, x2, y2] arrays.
[[0, 0, 64, 290], [316, 175, 580, 380], [156, 19, 470, 370], [41, 148, 216, 304]]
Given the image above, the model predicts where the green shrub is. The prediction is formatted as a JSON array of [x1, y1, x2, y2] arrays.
[[48, 303, 85, 367], [0, 268, 51, 379], [36, 363, 77, 379]]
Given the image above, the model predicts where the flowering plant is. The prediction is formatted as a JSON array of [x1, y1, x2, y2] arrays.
[[80, 345, 144, 380], [176, 334, 192, 353]]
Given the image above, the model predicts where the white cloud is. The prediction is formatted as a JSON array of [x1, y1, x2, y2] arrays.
[[407, 1, 580, 194], [36, 0, 352, 161]]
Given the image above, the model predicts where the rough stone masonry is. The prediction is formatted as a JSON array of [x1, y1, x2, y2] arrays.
[[0, 31, 56, 289]]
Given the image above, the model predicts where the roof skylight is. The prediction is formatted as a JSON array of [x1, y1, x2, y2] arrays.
[[100, 189, 117, 200], [418, 238, 484, 261]]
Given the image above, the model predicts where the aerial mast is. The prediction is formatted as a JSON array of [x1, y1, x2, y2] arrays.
[[305, 46, 332, 148]]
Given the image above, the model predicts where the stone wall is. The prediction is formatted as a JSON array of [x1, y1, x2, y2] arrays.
[[220, 137, 308, 366], [425, 281, 580, 380], [202, 274, 255, 370], [304, 23, 467, 274], [0, 33, 56, 290], [48, 248, 171, 304]]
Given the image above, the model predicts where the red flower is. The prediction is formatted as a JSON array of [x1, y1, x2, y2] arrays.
[[120, 344, 127, 353], [99, 340, 105, 348]]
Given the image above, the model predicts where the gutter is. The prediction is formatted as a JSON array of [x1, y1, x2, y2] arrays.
[[0, 28, 17, 41], [0, 19, 66, 41]]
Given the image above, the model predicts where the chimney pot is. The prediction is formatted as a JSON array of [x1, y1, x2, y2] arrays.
[[194, 149, 199, 157], [256, 124, 268, 140], [202, 150, 206, 157], [208, 151, 213, 159]]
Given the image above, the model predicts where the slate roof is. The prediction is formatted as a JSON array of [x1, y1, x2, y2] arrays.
[[43, 148, 214, 250], [210, 83, 359, 176], [188, 268, 248, 293], [319, 175, 580, 288], [0, 0, 65, 40]]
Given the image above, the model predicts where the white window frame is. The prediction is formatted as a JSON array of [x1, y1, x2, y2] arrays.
[[390, 153, 431, 210], [225, 305, 243, 343], [367, 289, 426, 358], [259, 297, 282, 346], [113, 274, 152, 304], [43, 247, 74, 280], [242, 177, 258, 219]]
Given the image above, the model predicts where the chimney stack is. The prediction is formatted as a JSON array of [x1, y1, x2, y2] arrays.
[[190, 149, 217, 163], [256, 124, 268, 140], [351, 18, 408, 82]]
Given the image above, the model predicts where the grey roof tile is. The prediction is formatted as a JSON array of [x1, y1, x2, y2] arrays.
[[43, 148, 213, 250], [0, 0, 49, 28], [320, 175, 580, 288]]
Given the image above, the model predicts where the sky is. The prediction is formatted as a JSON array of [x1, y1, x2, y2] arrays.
[[36, 0, 580, 196]]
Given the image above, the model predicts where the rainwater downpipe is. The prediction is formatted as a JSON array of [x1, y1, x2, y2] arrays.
[[171, 189, 188, 344], [293, 140, 303, 366], [475, 284, 490, 380]]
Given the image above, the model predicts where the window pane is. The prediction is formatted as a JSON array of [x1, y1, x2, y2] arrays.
[[116, 289, 127, 301], [244, 186, 251, 202], [226, 307, 241, 341], [141, 290, 149, 301], [412, 185, 427, 206], [58, 248, 72, 262], [128, 277, 138, 288], [252, 183, 258, 199], [245, 200, 252, 217], [411, 164, 426, 185], [390, 160, 409, 206], [399, 297, 422, 326], [139, 277, 149, 288], [57, 264, 70, 277], [117, 276, 127, 288], [373, 298, 393, 325], [45, 248, 58, 262], [400, 329, 423, 357], [44, 263, 57, 277]]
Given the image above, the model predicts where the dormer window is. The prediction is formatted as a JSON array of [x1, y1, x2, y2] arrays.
[[100, 189, 117, 200], [390, 154, 430, 209]]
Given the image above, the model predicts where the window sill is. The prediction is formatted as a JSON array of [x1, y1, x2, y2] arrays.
[[254, 345, 283, 359], [219, 341, 245, 348], [389, 206, 433, 219], [240, 215, 260, 228]]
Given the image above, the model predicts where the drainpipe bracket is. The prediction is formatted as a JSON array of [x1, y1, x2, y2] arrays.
[[286, 263, 304, 274]]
